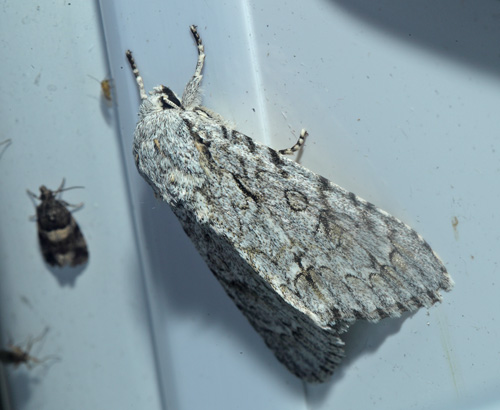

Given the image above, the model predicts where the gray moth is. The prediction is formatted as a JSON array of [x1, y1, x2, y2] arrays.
[[126, 26, 453, 383]]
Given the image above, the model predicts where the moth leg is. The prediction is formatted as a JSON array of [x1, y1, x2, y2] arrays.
[[61, 201, 84, 212], [27, 189, 39, 200], [126, 50, 148, 100], [22, 332, 44, 368], [181, 25, 206, 109], [25, 327, 59, 368], [25, 327, 49, 354], [58, 178, 84, 211], [279, 129, 308, 155], [26, 190, 39, 221], [56, 179, 85, 210]]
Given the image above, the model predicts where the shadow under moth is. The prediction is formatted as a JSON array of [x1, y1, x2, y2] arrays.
[[126, 26, 453, 383]]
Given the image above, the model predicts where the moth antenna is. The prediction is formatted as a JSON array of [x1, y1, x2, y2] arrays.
[[126, 50, 147, 100]]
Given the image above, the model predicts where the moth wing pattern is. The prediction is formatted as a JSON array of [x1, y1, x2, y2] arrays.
[[128, 26, 453, 382], [29, 181, 89, 267], [198, 130, 453, 323]]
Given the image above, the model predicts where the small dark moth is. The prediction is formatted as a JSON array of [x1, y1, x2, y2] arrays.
[[0, 328, 50, 369], [28, 179, 88, 267]]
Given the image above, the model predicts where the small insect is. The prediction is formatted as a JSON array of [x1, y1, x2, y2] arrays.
[[88, 75, 113, 102], [1, 328, 51, 369], [127, 26, 453, 382], [100, 79, 112, 101], [28, 179, 89, 267]]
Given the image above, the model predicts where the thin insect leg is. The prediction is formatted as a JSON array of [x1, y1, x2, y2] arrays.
[[27, 189, 38, 199], [26, 188, 40, 221], [57, 199, 84, 212], [279, 129, 308, 155], [24, 327, 49, 356], [126, 50, 148, 100], [25, 327, 60, 367]]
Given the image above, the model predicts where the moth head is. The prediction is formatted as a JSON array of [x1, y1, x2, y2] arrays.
[[39, 186, 55, 201], [150, 85, 183, 110]]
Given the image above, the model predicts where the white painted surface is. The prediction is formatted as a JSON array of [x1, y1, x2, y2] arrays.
[[1, 0, 499, 409]]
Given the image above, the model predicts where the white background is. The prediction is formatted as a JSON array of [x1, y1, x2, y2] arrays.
[[1, 0, 499, 409]]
